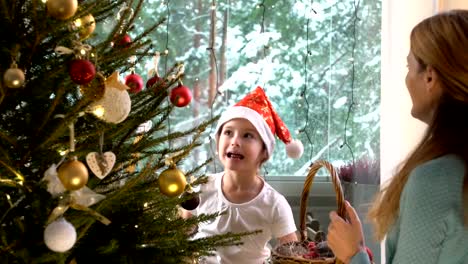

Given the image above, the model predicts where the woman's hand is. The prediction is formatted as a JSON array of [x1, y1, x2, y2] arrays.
[[327, 201, 365, 264]]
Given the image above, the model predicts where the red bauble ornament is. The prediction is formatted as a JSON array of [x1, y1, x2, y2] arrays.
[[170, 84, 192, 107], [146, 75, 161, 89], [69, 59, 96, 85], [116, 34, 132, 48], [180, 191, 200, 210], [125, 73, 144, 93]]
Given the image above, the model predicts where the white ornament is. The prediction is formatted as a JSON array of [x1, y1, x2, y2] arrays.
[[42, 164, 66, 197], [89, 72, 131, 124], [44, 218, 77, 252], [86, 151, 116, 179]]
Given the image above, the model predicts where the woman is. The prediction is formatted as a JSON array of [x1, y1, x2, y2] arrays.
[[327, 10, 468, 264]]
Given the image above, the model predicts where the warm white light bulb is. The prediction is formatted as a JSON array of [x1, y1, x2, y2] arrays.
[[71, 177, 82, 186], [168, 184, 178, 193], [74, 18, 82, 27], [92, 106, 105, 117]]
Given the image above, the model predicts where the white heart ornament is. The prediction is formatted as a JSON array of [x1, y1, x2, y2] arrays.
[[86, 152, 116, 179]]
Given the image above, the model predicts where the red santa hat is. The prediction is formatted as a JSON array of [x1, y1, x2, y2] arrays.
[[214, 86, 303, 159]]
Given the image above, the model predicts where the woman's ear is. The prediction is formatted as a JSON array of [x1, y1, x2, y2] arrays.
[[424, 66, 438, 91]]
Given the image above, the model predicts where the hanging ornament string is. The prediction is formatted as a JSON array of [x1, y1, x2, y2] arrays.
[[299, 0, 317, 162], [339, 0, 360, 166], [96, 132, 107, 174], [163, 0, 172, 150], [68, 122, 75, 153], [52, 114, 74, 160], [163, 0, 171, 73], [207, 0, 222, 108], [117, 4, 134, 35], [256, 0, 271, 92], [258, 0, 267, 58], [207, 0, 223, 173]]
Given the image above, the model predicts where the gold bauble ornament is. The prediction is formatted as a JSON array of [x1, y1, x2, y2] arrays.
[[80, 72, 105, 101], [3, 63, 25, 88], [47, 0, 78, 20], [158, 166, 187, 197], [74, 14, 95, 40], [58, 157, 89, 191]]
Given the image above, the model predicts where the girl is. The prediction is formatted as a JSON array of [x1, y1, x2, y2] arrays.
[[183, 86, 304, 263]]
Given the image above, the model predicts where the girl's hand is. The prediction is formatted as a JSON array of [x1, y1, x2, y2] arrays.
[[327, 201, 365, 264]]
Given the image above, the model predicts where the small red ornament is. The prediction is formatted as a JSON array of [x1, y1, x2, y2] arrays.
[[146, 75, 161, 89], [125, 73, 144, 93], [180, 191, 200, 210], [170, 84, 192, 107], [69, 59, 96, 85], [116, 34, 132, 48]]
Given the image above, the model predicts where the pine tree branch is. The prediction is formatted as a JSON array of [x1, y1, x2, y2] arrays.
[[34, 85, 66, 138], [0, 159, 24, 182], [0, 83, 5, 106]]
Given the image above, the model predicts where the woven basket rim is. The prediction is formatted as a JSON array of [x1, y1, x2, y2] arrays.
[[271, 160, 346, 264]]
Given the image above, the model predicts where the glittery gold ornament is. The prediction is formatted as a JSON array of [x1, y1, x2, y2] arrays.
[[74, 14, 95, 40], [158, 165, 187, 197], [47, 0, 78, 20], [3, 62, 25, 88], [58, 157, 89, 191], [80, 72, 105, 101]]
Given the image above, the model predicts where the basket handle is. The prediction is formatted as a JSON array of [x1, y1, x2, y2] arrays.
[[299, 160, 346, 241]]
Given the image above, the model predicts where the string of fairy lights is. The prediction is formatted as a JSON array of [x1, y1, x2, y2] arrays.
[[298, 0, 317, 162], [340, 0, 360, 166]]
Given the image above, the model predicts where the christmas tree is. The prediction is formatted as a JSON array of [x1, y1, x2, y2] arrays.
[[0, 0, 249, 263]]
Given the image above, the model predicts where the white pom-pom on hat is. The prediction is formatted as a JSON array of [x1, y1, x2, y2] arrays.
[[44, 218, 77, 252], [286, 139, 304, 159]]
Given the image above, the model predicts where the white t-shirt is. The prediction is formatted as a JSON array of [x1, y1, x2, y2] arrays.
[[190, 172, 297, 264]]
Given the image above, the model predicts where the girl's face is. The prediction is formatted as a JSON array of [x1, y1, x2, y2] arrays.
[[217, 118, 267, 173], [405, 51, 442, 124]]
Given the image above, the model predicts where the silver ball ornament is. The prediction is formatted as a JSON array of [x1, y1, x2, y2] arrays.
[[44, 218, 77, 252]]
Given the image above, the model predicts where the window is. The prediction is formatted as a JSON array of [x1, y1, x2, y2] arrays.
[[133, 0, 381, 177]]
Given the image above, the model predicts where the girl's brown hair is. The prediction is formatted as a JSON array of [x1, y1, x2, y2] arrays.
[[368, 10, 468, 240]]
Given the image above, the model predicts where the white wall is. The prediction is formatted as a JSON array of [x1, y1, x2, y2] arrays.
[[438, 0, 468, 10], [380, 0, 467, 263], [380, 0, 434, 263]]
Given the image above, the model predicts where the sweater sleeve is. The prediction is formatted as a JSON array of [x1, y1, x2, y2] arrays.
[[350, 251, 372, 264], [392, 159, 462, 263]]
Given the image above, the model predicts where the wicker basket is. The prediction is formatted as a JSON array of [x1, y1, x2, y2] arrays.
[[271, 160, 346, 264]]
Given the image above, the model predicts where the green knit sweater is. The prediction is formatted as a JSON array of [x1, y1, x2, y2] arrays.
[[351, 154, 468, 264]]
